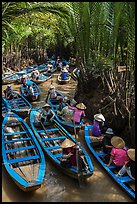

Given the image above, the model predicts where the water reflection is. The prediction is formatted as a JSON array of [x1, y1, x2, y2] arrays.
[[2, 76, 133, 202]]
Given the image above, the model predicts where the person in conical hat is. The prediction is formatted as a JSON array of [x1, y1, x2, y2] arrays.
[[92, 113, 108, 136], [68, 102, 86, 124], [106, 136, 129, 167], [40, 103, 55, 125], [60, 138, 75, 148], [47, 83, 57, 100], [116, 148, 135, 180]]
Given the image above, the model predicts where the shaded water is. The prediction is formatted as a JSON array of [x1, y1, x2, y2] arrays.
[[2, 73, 132, 202]]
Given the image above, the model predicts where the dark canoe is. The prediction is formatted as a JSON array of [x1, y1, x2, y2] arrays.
[[2, 97, 11, 113], [2, 112, 46, 192], [57, 74, 71, 84], [84, 124, 135, 200], [31, 73, 52, 84], [20, 80, 41, 102], [48, 91, 84, 133], [30, 108, 94, 180], [5, 91, 32, 118]]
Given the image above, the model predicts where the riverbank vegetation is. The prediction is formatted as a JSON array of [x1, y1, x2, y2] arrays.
[[2, 2, 135, 146]]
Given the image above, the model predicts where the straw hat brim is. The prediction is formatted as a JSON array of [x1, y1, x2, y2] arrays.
[[43, 103, 51, 108], [94, 114, 105, 122], [111, 136, 125, 148], [76, 103, 86, 110], [127, 149, 135, 161], [60, 138, 75, 148]]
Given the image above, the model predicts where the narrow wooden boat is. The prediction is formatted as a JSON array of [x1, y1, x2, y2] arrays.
[[30, 108, 94, 180], [20, 80, 41, 102], [57, 74, 71, 84], [48, 91, 84, 133], [72, 68, 80, 81], [31, 73, 52, 84], [2, 74, 20, 85], [2, 68, 15, 80], [5, 91, 32, 118], [84, 124, 135, 200], [2, 97, 11, 113], [2, 112, 46, 192], [38, 64, 48, 73]]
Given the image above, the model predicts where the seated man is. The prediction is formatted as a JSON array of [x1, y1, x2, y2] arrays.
[[40, 103, 55, 125], [25, 84, 34, 97], [4, 85, 14, 100]]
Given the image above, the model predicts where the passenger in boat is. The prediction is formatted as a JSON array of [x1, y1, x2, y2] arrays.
[[60, 138, 88, 170], [102, 128, 114, 154], [31, 70, 39, 80], [47, 64, 53, 73], [56, 97, 65, 115], [106, 136, 129, 168], [92, 113, 106, 137], [66, 64, 70, 72], [21, 75, 27, 87], [116, 148, 135, 180], [57, 59, 63, 71], [47, 85, 57, 99], [4, 85, 14, 100], [68, 103, 86, 124], [25, 84, 34, 97], [61, 68, 68, 80], [58, 97, 74, 122], [40, 103, 55, 125]]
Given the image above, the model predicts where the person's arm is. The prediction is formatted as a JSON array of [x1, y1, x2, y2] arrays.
[[106, 155, 114, 166], [68, 105, 76, 111], [50, 110, 55, 121]]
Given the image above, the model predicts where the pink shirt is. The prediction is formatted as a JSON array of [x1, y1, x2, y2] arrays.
[[110, 146, 129, 166], [68, 106, 85, 123]]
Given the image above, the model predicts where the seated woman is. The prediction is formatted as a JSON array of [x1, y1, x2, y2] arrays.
[[40, 103, 55, 125], [4, 85, 14, 100], [21, 75, 27, 87], [60, 138, 87, 170], [48, 85, 57, 100], [116, 148, 135, 180], [61, 68, 68, 80], [106, 136, 129, 170], [102, 128, 114, 154], [59, 98, 74, 122], [92, 113, 106, 137]]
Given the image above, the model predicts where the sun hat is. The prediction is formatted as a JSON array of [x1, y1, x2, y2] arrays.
[[7, 85, 11, 88], [111, 136, 125, 149], [22, 75, 26, 78], [94, 113, 105, 122], [50, 85, 55, 89], [127, 149, 135, 161], [66, 64, 69, 68], [60, 138, 75, 148], [71, 99, 77, 105], [76, 103, 86, 110], [63, 96, 69, 103], [105, 128, 114, 135], [43, 103, 51, 108], [61, 68, 68, 73]]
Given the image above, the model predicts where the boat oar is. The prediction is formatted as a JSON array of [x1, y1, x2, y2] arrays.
[[45, 92, 50, 103], [76, 147, 84, 188]]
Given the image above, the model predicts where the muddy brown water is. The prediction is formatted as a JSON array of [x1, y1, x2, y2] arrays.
[[2, 73, 132, 202]]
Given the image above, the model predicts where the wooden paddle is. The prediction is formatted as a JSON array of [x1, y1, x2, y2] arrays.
[[76, 146, 84, 188], [45, 91, 50, 103]]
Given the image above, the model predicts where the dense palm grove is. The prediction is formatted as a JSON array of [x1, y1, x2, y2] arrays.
[[2, 2, 135, 146]]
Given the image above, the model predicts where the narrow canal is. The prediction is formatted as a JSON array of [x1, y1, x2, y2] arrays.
[[2, 73, 132, 202]]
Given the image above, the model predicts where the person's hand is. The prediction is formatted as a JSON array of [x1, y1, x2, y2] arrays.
[[106, 164, 110, 167]]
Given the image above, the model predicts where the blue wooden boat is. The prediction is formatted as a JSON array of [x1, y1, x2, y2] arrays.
[[48, 91, 84, 133], [2, 97, 11, 113], [38, 64, 48, 73], [2, 74, 20, 85], [20, 80, 41, 101], [2, 68, 15, 80], [31, 73, 52, 84], [30, 108, 93, 180], [5, 91, 32, 118], [84, 124, 135, 200], [2, 112, 46, 192]]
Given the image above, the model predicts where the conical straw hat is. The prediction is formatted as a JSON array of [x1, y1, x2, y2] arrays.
[[94, 113, 105, 122], [111, 136, 125, 148], [60, 138, 75, 148], [43, 103, 51, 108], [76, 103, 86, 110], [127, 149, 135, 161]]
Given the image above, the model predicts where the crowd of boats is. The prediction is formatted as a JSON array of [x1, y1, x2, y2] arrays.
[[2, 58, 135, 200]]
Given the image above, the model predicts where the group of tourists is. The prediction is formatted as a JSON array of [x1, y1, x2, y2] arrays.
[[90, 112, 135, 180]]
